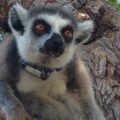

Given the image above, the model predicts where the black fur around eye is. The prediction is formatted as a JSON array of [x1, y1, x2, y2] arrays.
[[32, 19, 51, 36], [61, 26, 73, 43]]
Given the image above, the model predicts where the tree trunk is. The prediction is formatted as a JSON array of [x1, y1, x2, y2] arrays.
[[72, 1, 120, 120], [0, 0, 120, 120]]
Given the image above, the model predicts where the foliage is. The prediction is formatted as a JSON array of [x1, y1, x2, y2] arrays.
[[107, 0, 120, 11]]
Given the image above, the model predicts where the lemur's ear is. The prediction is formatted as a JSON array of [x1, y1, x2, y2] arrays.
[[75, 20, 94, 45], [8, 3, 28, 34]]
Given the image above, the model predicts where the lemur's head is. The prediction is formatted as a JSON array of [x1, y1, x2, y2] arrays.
[[8, 4, 93, 68]]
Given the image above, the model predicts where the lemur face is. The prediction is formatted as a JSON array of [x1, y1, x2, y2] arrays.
[[27, 14, 74, 58], [8, 4, 93, 68]]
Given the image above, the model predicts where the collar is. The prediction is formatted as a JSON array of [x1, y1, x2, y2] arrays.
[[21, 60, 63, 80]]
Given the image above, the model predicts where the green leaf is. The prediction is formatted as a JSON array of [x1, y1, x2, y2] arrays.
[[107, 0, 120, 11]]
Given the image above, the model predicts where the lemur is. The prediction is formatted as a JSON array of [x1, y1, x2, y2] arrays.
[[0, 3, 105, 120]]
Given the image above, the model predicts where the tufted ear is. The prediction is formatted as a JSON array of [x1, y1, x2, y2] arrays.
[[75, 20, 94, 45], [8, 3, 28, 34]]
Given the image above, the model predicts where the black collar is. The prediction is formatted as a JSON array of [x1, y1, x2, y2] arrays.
[[21, 60, 63, 80]]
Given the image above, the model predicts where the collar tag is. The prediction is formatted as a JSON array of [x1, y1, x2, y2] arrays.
[[25, 66, 41, 77], [25, 66, 51, 80], [21, 60, 63, 80]]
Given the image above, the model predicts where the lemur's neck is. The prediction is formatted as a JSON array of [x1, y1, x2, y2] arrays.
[[20, 59, 63, 80]]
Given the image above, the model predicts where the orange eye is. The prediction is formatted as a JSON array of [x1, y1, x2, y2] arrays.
[[35, 24, 45, 32], [64, 31, 73, 38]]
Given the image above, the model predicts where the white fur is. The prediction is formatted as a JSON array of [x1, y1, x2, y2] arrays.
[[9, 4, 93, 68], [15, 12, 75, 68], [78, 20, 93, 32], [14, 3, 28, 23], [75, 20, 94, 44], [39, 14, 71, 33], [8, 3, 28, 39], [17, 33, 75, 68]]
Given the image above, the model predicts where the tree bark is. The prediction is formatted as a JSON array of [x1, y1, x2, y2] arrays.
[[72, 1, 120, 120], [0, 0, 120, 120]]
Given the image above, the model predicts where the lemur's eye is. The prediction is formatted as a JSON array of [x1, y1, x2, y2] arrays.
[[35, 24, 45, 33], [32, 19, 51, 36], [64, 30, 73, 39], [61, 26, 73, 43]]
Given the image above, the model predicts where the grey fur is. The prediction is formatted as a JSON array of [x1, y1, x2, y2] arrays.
[[28, 7, 77, 27], [0, 3, 106, 120]]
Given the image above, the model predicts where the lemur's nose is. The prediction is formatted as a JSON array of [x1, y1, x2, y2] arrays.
[[44, 33, 65, 57]]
